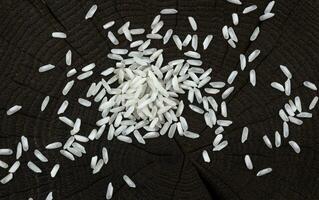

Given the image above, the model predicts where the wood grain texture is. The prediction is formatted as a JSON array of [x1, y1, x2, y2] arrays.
[[0, 0, 318, 199]]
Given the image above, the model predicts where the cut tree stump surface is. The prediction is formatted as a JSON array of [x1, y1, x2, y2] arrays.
[[0, 0, 318, 200]]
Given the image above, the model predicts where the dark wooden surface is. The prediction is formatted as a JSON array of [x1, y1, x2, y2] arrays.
[[0, 0, 319, 199]]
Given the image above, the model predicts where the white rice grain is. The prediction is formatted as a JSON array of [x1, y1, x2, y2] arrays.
[[102, 147, 109, 164], [63, 136, 75, 149], [168, 123, 177, 138], [189, 104, 204, 114], [295, 96, 302, 112], [227, 39, 236, 48], [222, 86, 234, 99], [256, 168, 272, 176], [57, 100, 69, 115], [7, 105, 22, 115], [46, 142, 62, 150], [0, 160, 8, 169], [50, 164, 60, 178], [204, 112, 213, 128], [259, 13, 275, 21], [284, 103, 295, 116], [288, 100, 297, 112], [34, 149, 48, 162], [240, 54, 246, 70], [227, 71, 238, 84], [303, 81, 317, 91], [279, 109, 289, 122], [285, 79, 291, 96], [250, 26, 260, 41], [41, 96, 50, 111], [248, 49, 260, 62], [151, 21, 164, 34], [183, 131, 199, 139], [275, 131, 281, 148], [77, 71, 93, 80], [74, 135, 89, 143], [184, 51, 201, 59], [228, 27, 238, 42], [241, 127, 249, 143], [123, 175, 136, 188], [78, 98, 92, 107], [92, 159, 104, 174], [21, 136, 29, 151], [187, 59, 202, 66], [62, 80, 75, 95], [227, 0, 242, 5], [66, 68, 77, 77], [212, 126, 224, 137], [288, 141, 301, 154], [60, 150, 75, 161], [232, 13, 239, 26], [173, 35, 182, 50], [82, 63, 96, 72], [52, 32, 66, 38], [70, 118, 81, 135], [46, 192, 53, 200], [204, 88, 219, 95], [250, 70, 256, 86], [213, 141, 228, 151], [202, 150, 211, 163], [117, 135, 132, 143], [130, 28, 145, 35], [203, 35, 213, 50], [213, 134, 223, 146], [151, 15, 161, 28], [159, 122, 170, 136], [27, 161, 42, 173], [118, 22, 130, 35], [143, 132, 160, 139], [182, 34, 192, 46], [188, 16, 197, 31], [160, 9, 178, 15], [222, 25, 229, 40], [138, 39, 151, 52], [106, 182, 113, 199], [271, 82, 285, 92], [133, 130, 146, 144], [207, 97, 218, 111], [163, 29, 173, 44], [66, 50, 72, 66], [108, 31, 119, 45], [244, 155, 253, 170], [217, 120, 232, 127], [280, 65, 292, 79], [91, 156, 98, 169], [243, 5, 257, 14], [264, 1, 275, 13], [0, 149, 13, 155], [103, 21, 115, 30], [288, 116, 303, 125], [192, 34, 198, 51], [263, 135, 272, 149], [309, 96, 318, 110], [0, 173, 13, 184], [283, 122, 289, 138], [85, 4, 97, 19], [221, 101, 227, 117], [8, 161, 20, 173]]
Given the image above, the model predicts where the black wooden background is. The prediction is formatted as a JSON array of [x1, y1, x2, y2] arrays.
[[0, 0, 318, 199]]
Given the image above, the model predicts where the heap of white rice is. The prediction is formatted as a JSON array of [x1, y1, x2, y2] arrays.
[[1, 1, 318, 199]]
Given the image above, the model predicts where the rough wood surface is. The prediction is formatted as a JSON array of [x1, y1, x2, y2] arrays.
[[0, 0, 318, 199]]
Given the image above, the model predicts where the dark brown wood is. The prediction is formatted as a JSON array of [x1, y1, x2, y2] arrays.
[[0, 0, 318, 199]]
